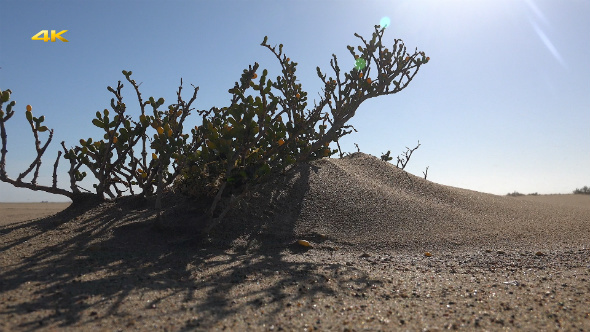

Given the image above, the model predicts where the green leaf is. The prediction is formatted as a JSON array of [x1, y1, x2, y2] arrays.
[[206, 140, 217, 150], [256, 163, 271, 177], [0, 90, 10, 102], [92, 118, 105, 128], [37, 126, 49, 132], [26, 111, 33, 122]]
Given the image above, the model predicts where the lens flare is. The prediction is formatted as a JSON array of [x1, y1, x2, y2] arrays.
[[529, 19, 566, 68], [354, 58, 367, 70], [379, 17, 391, 29], [524, 0, 567, 69]]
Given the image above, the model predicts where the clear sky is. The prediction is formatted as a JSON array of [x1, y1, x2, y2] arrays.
[[1, 0, 589, 202]]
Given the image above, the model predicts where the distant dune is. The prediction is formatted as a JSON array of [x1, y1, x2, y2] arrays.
[[0, 202, 71, 226]]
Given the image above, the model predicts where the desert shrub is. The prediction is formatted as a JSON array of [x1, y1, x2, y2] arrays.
[[0, 78, 202, 207], [506, 191, 525, 197], [1, 25, 429, 229], [380, 151, 393, 162], [380, 141, 428, 179], [573, 186, 590, 195]]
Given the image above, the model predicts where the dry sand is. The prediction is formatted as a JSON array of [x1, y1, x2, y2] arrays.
[[1, 153, 589, 331], [0, 203, 71, 226]]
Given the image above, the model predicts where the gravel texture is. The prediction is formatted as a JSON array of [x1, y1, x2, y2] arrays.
[[1, 152, 589, 331]]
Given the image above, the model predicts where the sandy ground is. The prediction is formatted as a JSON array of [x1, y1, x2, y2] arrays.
[[0, 203, 71, 226], [512, 193, 590, 209], [1, 153, 589, 331]]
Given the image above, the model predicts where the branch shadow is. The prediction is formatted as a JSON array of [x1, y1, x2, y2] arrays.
[[0, 162, 382, 330]]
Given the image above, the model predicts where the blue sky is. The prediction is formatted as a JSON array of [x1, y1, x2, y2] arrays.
[[1, 0, 589, 202]]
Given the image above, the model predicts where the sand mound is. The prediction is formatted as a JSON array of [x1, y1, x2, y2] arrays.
[[2, 153, 589, 331], [218, 152, 590, 251], [8, 152, 586, 252]]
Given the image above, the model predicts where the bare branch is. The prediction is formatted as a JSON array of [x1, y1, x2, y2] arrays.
[[52, 151, 62, 188], [396, 140, 421, 170]]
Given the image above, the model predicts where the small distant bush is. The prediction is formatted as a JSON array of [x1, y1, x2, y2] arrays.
[[527, 192, 538, 196], [507, 191, 525, 197], [380, 141, 429, 179], [380, 140, 421, 169], [380, 151, 393, 162], [573, 186, 590, 195]]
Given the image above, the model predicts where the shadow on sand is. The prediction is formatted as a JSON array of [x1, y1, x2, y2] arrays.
[[0, 163, 381, 330]]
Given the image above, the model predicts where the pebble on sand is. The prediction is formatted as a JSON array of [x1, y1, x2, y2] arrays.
[[297, 240, 311, 247]]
